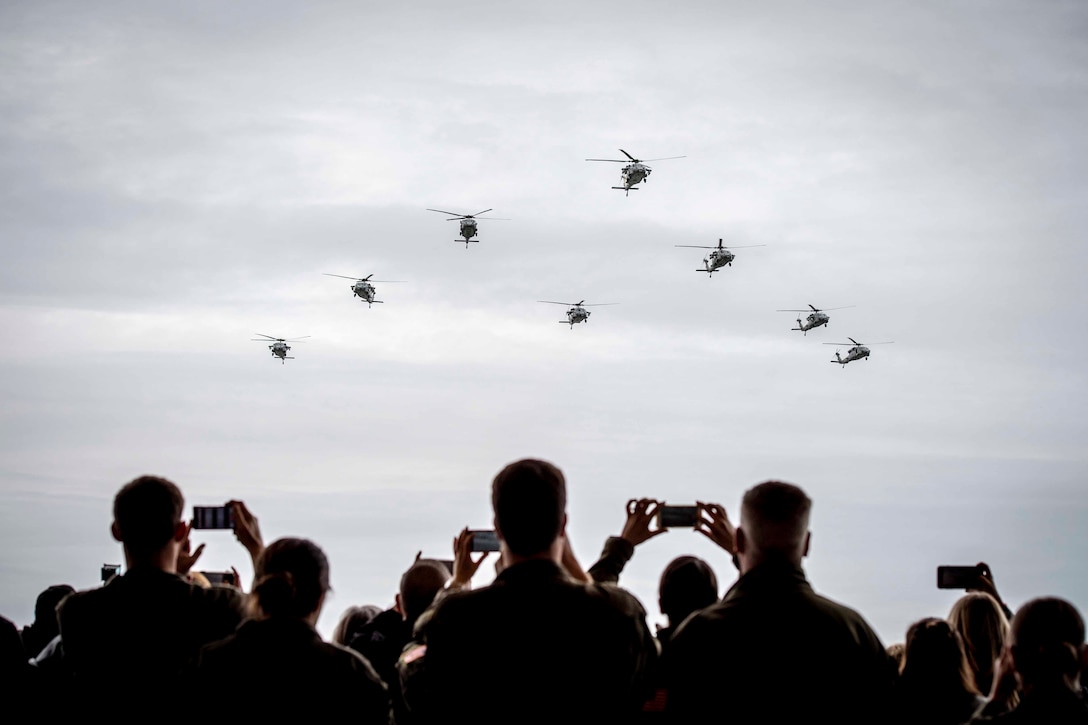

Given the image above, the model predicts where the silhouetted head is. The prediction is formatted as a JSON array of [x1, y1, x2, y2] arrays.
[[33, 585, 74, 627], [948, 592, 1009, 694], [491, 459, 566, 557], [331, 605, 382, 646], [398, 560, 450, 624], [900, 617, 979, 697], [737, 480, 811, 568], [111, 475, 185, 559], [658, 556, 718, 625], [252, 538, 330, 621], [1010, 597, 1085, 688]]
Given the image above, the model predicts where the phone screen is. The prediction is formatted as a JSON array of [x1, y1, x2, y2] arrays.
[[937, 565, 981, 589], [192, 505, 233, 530], [658, 505, 699, 528], [469, 530, 500, 552]]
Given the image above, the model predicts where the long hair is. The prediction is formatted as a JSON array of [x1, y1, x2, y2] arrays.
[[898, 618, 980, 723], [948, 592, 1009, 695]]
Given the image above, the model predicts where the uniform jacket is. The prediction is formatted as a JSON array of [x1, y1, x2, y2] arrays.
[[401, 558, 657, 725], [663, 560, 896, 724]]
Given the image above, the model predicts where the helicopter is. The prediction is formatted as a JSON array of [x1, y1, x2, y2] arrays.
[[538, 300, 619, 328], [426, 208, 509, 247], [824, 338, 894, 367], [323, 273, 405, 307], [776, 304, 855, 335], [675, 239, 766, 276], [252, 334, 310, 364], [585, 149, 685, 196]]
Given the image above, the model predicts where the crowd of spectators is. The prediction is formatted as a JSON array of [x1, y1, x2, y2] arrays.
[[2, 462, 1085, 724]]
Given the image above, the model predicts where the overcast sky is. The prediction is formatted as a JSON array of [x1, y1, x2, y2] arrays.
[[2, 0, 1086, 643]]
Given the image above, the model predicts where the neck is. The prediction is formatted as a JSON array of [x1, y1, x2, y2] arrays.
[[124, 545, 179, 574], [739, 551, 802, 575], [501, 539, 563, 569]]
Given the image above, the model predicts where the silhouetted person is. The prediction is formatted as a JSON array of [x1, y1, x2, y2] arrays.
[[895, 617, 985, 724], [197, 538, 390, 723], [58, 476, 251, 717], [20, 585, 73, 660], [351, 559, 449, 724], [401, 458, 657, 725], [656, 556, 718, 647], [664, 480, 895, 724], [973, 597, 1088, 723]]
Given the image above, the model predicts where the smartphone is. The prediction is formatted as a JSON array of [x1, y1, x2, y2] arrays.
[[937, 565, 982, 589], [202, 571, 237, 586], [657, 505, 699, 528], [101, 564, 121, 582], [192, 505, 233, 530], [469, 530, 500, 552]]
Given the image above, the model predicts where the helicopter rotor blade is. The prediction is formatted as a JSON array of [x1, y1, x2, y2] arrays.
[[720, 244, 767, 249], [582, 303, 619, 307], [427, 208, 464, 217], [537, 301, 574, 306], [584, 158, 627, 162], [323, 273, 360, 281], [253, 334, 281, 341], [370, 280, 407, 283], [848, 338, 860, 345], [282, 337, 311, 342], [618, 149, 638, 161], [818, 305, 856, 312], [470, 209, 493, 217], [641, 155, 686, 162], [675, 245, 715, 249]]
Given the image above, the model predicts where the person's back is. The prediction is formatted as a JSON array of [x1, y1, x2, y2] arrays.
[[56, 475, 247, 711], [196, 538, 389, 723], [417, 559, 652, 723], [664, 481, 894, 724], [402, 459, 656, 724], [60, 567, 244, 693]]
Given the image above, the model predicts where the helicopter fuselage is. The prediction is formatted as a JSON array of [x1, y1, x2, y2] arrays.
[[702, 249, 735, 274], [270, 343, 291, 361], [459, 219, 478, 240], [833, 346, 870, 366], [564, 306, 590, 327], [351, 280, 378, 305], [619, 163, 650, 190], [796, 312, 831, 333]]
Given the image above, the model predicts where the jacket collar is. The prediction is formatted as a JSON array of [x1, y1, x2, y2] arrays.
[[494, 559, 570, 586], [722, 559, 812, 602]]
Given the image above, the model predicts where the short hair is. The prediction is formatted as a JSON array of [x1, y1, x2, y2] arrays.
[[659, 556, 718, 624], [253, 538, 330, 619], [113, 475, 185, 557], [1010, 597, 1085, 683], [491, 459, 566, 557], [399, 560, 451, 623], [740, 480, 811, 555]]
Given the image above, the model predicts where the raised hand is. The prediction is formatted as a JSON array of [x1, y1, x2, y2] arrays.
[[176, 521, 205, 575], [695, 502, 736, 555], [226, 500, 264, 566], [620, 498, 667, 546], [451, 527, 491, 587]]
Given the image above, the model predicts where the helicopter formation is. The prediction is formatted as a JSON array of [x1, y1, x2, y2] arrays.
[[254, 149, 892, 366]]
